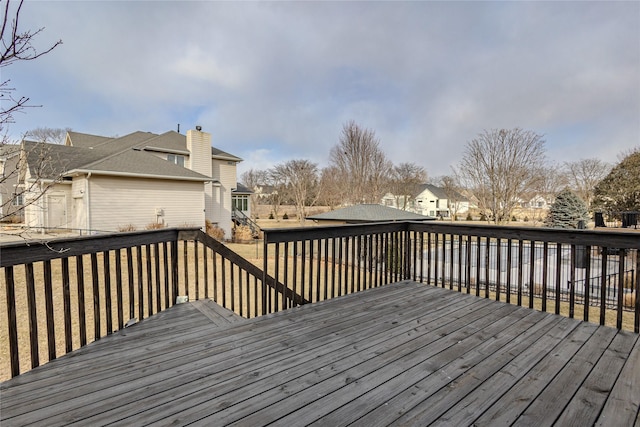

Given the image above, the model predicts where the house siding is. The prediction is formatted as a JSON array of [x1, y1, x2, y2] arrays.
[[87, 176, 204, 232], [23, 182, 72, 230], [209, 160, 236, 238]]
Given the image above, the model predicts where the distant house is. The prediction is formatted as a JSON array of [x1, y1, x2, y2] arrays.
[[232, 182, 253, 219], [19, 128, 241, 237], [518, 194, 551, 210], [307, 204, 435, 225], [384, 184, 469, 218]]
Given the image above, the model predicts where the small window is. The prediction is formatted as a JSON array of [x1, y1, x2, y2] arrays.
[[12, 193, 24, 206], [232, 195, 249, 212], [167, 154, 185, 167]]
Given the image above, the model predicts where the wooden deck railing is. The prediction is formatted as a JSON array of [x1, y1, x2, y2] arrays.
[[2, 222, 639, 379], [262, 222, 639, 332], [0, 228, 300, 379]]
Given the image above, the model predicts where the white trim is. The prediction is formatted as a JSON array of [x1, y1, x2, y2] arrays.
[[66, 169, 212, 182]]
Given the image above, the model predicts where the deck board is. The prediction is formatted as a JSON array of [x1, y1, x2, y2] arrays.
[[1, 281, 639, 426]]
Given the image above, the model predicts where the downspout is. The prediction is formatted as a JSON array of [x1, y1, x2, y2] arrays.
[[40, 181, 45, 235], [86, 173, 92, 234]]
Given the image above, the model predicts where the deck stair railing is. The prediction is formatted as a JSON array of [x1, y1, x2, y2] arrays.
[[0, 228, 302, 379], [231, 207, 261, 237]]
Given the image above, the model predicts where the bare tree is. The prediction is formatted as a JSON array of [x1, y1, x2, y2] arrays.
[[456, 128, 546, 224], [1, 0, 62, 135], [439, 174, 463, 220], [265, 168, 288, 221], [271, 159, 319, 223], [388, 162, 426, 210], [317, 166, 345, 210], [0, 0, 61, 223], [329, 121, 392, 205], [563, 158, 611, 210], [26, 127, 71, 144], [240, 168, 268, 219]]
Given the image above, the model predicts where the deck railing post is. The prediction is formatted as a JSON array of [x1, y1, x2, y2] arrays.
[[4, 266, 19, 377], [171, 238, 179, 305]]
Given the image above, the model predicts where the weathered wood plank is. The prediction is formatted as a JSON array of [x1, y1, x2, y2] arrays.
[[1, 282, 638, 427], [410, 315, 582, 426], [190, 299, 245, 326], [100, 289, 484, 425], [333, 310, 562, 427], [470, 321, 600, 427], [596, 333, 640, 426], [0, 283, 429, 412], [511, 325, 619, 426], [555, 330, 639, 426]]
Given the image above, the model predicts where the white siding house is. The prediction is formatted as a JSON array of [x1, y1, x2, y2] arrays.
[[383, 184, 469, 218], [20, 128, 242, 237]]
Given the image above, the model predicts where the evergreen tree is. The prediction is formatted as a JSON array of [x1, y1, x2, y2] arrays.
[[545, 188, 590, 229], [593, 149, 640, 212]]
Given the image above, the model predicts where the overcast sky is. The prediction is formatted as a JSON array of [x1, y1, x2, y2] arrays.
[[6, 1, 639, 178]]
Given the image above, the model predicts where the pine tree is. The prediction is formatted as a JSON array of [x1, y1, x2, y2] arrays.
[[545, 188, 590, 229], [593, 149, 640, 212]]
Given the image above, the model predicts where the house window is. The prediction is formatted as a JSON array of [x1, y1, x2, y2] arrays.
[[232, 195, 249, 212], [167, 154, 185, 167], [12, 193, 24, 206]]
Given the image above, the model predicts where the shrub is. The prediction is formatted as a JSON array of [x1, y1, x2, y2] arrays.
[[234, 225, 253, 241], [479, 213, 487, 222], [532, 283, 545, 296], [145, 222, 166, 230], [466, 213, 473, 221], [511, 215, 517, 222], [206, 220, 225, 241], [624, 292, 636, 308], [283, 213, 289, 220], [117, 224, 137, 232], [269, 213, 274, 219], [524, 216, 529, 222]]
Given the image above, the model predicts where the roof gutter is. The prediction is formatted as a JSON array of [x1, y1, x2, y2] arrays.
[[67, 169, 212, 182]]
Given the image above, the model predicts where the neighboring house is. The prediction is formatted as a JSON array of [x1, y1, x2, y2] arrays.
[[0, 144, 23, 221], [384, 184, 469, 218], [232, 182, 253, 219], [20, 128, 242, 238], [518, 194, 551, 210], [253, 184, 278, 202], [307, 204, 435, 225]]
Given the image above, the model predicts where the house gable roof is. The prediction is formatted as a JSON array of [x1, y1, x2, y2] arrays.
[[416, 184, 467, 201], [22, 140, 211, 182], [307, 204, 435, 223], [66, 130, 243, 162], [233, 183, 253, 194], [26, 128, 243, 183]]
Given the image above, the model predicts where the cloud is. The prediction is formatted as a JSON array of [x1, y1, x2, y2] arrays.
[[5, 1, 639, 177]]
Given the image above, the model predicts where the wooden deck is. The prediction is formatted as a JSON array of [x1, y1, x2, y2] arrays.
[[2, 281, 639, 426]]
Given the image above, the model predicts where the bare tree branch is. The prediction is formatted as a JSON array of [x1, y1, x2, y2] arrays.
[[329, 121, 392, 205], [457, 128, 546, 224]]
